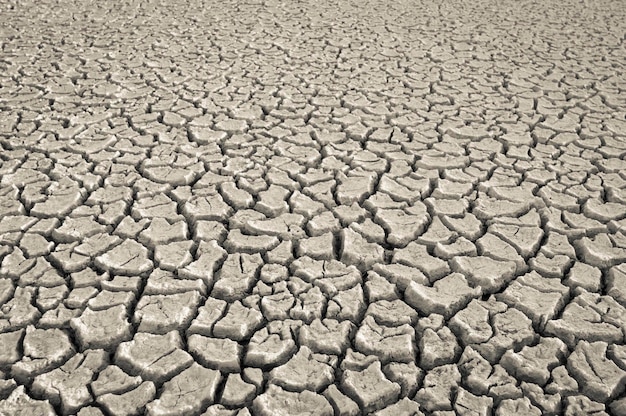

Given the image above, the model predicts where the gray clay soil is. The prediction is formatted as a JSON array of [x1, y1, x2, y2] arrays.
[[1, 0, 626, 415]]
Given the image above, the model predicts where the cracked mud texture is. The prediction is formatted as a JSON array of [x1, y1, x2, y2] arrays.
[[0, 0, 625, 414]]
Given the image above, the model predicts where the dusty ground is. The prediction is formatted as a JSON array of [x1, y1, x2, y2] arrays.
[[1, 0, 626, 414]]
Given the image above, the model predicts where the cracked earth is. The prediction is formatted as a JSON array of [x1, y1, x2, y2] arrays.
[[0, 0, 625, 415]]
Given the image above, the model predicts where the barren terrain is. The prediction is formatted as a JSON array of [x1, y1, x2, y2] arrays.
[[1, 0, 626, 415]]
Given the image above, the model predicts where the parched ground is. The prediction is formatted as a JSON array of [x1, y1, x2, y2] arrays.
[[0, 0, 626, 414]]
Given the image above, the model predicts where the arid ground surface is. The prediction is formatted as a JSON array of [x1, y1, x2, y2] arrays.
[[1, 0, 626, 415]]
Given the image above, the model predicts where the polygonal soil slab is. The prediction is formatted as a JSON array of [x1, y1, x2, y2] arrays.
[[145, 363, 222, 416], [114, 331, 193, 383], [252, 385, 334, 416], [94, 239, 153, 275]]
